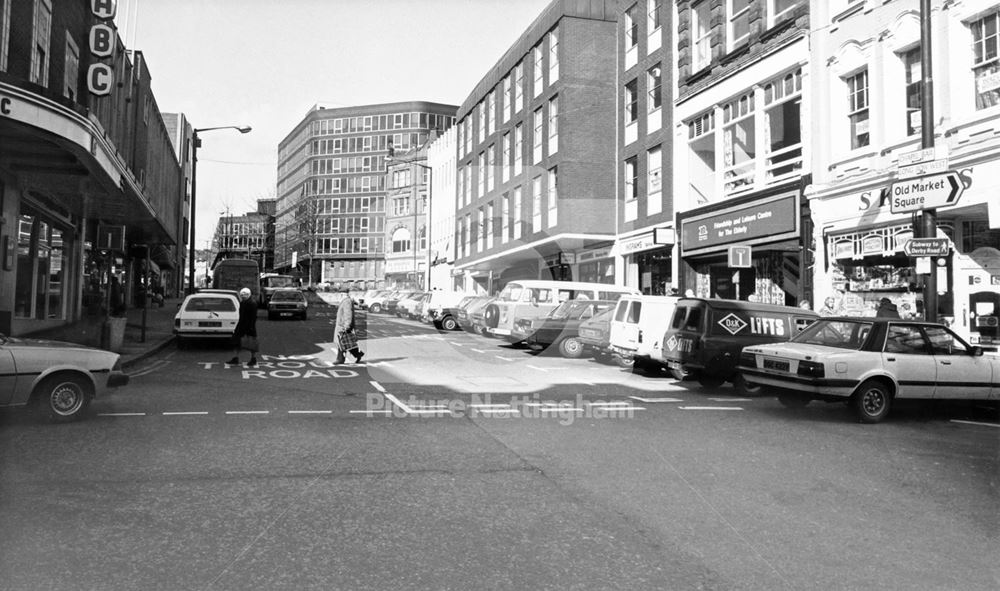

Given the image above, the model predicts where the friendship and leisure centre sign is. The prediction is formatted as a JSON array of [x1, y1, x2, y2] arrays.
[[680, 191, 799, 255]]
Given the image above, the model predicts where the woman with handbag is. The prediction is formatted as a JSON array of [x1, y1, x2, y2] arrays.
[[334, 291, 364, 364], [228, 287, 259, 366]]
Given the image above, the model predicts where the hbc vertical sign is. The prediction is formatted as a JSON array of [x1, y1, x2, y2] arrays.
[[87, 0, 118, 96]]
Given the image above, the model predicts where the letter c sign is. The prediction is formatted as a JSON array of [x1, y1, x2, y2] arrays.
[[88, 64, 113, 96]]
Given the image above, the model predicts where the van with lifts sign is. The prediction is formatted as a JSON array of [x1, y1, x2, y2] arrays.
[[660, 298, 818, 395]]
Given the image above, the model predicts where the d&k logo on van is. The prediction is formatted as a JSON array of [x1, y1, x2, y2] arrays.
[[718, 313, 748, 335], [665, 335, 678, 351]]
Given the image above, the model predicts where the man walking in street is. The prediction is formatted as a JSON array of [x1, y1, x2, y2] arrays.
[[335, 290, 364, 364], [228, 287, 258, 367]]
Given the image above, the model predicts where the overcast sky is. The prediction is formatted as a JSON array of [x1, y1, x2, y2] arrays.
[[127, 0, 550, 248]]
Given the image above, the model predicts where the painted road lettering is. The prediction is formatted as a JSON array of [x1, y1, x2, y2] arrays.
[[199, 354, 359, 379]]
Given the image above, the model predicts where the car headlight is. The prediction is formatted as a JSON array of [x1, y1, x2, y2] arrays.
[[797, 360, 825, 378]]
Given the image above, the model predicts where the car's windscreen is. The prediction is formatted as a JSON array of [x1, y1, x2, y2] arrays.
[[263, 276, 295, 288], [185, 297, 236, 312], [792, 319, 872, 350], [271, 291, 303, 302], [549, 301, 576, 319]]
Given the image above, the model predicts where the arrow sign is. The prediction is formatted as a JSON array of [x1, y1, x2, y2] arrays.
[[889, 171, 965, 214], [903, 237, 950, 257]]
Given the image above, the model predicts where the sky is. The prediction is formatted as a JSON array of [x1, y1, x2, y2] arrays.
[[127, 0, 552, 249]]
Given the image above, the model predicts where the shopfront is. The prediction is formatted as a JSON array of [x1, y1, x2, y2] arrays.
[[613, 230, 674, 295], [677, 189, 809, 305], [576, 247, 615, 285], [811, 167, 1000, 350]]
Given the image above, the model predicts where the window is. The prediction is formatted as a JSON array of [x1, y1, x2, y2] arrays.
[[487, 91, 495, 136], [30, 0, 52, 86], [763, 69, 803, 182], [477, 151, 486, 197], [547, 96, 559, 155], [625, 157, 638, 201], [647, 65, 662, 112], [768, 0, 801, 27], [648, 0, 662, 32], [692, 1, 712, 71], [463, 118, 472, 155], [487, 144, 496, 192], [533, 108, 544, 164], [501, 194, 510, 244], [464, 165, 472, 206], [477, 207, 485, 252], [486, 202, 494, 249], [513, 186, 523, 239], [625, 4, 639, 50], [63, 33, 79, 101], [647, 146, 662, 215], [727, 0, 750, 51], [514, 62, 524, 113], [847, 69, 870, 149], [971, 11, 1000, 109], [0, 0, 10, 71], [925, 326, 970, 355], [902, 48, 922, 136], [391, 227, 411, 254], [884, 325, 930, 355], [477, 103, 485, 144], [533, 44, 544, 97], [502, 76, 512, 122], [723, 92, 756, 195], [463, 214, 471, 257], [502, 132, 511, 183], [514, 123, 524, 175], [549, 28, 559, 83], [625, 79, 639, 124], [532, 176, 543, 233], [547, 167, 558, 228]]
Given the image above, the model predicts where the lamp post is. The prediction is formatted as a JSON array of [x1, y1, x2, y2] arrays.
[[188, 125, 251, 294]]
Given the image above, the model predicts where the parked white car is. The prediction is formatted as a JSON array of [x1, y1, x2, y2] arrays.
[[173, 292, 240, 348], [739, 318, 999, 423], [608, 295, 680, 372]]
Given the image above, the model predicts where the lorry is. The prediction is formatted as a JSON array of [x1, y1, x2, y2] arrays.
[[211, 258, 260, 302]]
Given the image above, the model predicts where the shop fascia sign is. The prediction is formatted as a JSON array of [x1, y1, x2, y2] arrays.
[[618, 228, 674, 256], [680, 191, 799, 255], [88, 0, 118, 97]]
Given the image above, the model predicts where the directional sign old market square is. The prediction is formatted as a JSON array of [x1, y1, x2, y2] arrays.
[[889, 170, 965, 214]]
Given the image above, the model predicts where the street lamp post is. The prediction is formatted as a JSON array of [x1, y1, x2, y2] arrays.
[[187, 125, 251, 294]]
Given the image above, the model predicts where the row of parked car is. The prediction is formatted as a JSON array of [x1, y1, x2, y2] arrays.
[[359, 285, 999, 424]]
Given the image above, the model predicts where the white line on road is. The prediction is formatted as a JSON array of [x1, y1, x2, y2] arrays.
[[162, 411, 209, 416], [629, 396, 684, 403], [349, 409, 393, 415], [449, 342, 463, 347], [709, 397, 752, 402], [470, 348, 487, 353], [225, 411, 270, 415], [537, 407, 584, 412], [678, 406, 743, 411], [951, 420, 1000, 428], [370, 381, 386, 393], [383, 392, 414, 413], [288, 410, 333, 414], [474, 409, 521, 416], [98, 412, 146, 417], [588, 401, 634, 406], [495, 356, 518, 361], [526, 365, 548, 372]]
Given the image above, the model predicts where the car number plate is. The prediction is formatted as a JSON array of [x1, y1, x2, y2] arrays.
[[199, 321, 222, 327], [763, 358, 790, 371], [280, 312, 292, 316]]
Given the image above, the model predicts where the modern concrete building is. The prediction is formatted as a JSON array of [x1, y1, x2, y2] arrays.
[[672, 0, 812, 305], [0, 0, 183, 335], [212, 198, 276, 272], [807, 0, 1000, 349], [452, 0, 619, 293], [612, 0, 677, 295], [274, 102, 456, 289]]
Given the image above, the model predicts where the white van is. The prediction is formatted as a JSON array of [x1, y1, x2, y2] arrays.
[[609, 295, 680, 372]]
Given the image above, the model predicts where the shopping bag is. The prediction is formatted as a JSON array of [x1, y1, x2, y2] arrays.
[[240, 335, 259, 352]]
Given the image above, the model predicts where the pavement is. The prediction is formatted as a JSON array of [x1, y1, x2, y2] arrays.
[[23, 299, 182, 370]]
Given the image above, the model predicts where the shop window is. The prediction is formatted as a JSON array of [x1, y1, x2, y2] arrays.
[[723, 92, 756, 196], [14, 210, 66, 320], [687, 110, 716, 204], [971, 11, 1000, 110], [764, 70, 803, 182]]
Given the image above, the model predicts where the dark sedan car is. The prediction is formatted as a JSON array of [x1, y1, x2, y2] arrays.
[[577, 307, 617, 363], [522, 300, 616, 358]]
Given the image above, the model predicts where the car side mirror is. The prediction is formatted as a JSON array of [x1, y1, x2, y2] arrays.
[[970, 346, 984, 357]]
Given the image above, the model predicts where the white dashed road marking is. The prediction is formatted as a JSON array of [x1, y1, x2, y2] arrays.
[[951, 420, 1000, 428], [678, 406, 743, 411], [630, 396, 684, 403], [98, 412, 146, 417], [162, 411, 209, 416], [288, 410, 333, 415], [225, 410, 269, 415]]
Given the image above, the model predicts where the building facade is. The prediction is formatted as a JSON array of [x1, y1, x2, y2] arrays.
[[0, 0, 183, 335], [274, 102, 456, 289], [673, 0, 812, 305], [808, 0, 1000, 349], [212, 198, 276, 272], [452, 0, 619, 293], [426, 126, 459, 291], [384, 144, 430, 289], [612, 0, 677, 295]]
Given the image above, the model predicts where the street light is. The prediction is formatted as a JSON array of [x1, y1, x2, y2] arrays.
[[386, 154, 433, 290], [188, 125, 251, 294]]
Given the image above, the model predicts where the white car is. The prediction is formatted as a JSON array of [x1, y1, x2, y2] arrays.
[[739, 318, 999, 423], [0, 333, 128, 422], [173, 292, 240, 348]]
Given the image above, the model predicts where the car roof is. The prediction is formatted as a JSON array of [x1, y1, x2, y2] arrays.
[[186, 292, 238, 300]]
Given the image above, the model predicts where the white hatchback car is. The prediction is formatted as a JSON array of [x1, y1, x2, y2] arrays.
[[740, 318, 999, 423], [173, 292, 240, 348]]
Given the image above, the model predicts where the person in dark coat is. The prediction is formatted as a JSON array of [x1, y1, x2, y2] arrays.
[[875, 297, 901, 319], [334, 291, 364, 364], [228, 287, 258, 366]]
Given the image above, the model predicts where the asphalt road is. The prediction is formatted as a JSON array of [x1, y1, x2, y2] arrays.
[[1, 300, 997, 590]]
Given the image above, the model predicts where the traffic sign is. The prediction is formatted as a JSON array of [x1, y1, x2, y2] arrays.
[[728, 245, 752, 268], [903, 237, 950, 257], [889, 171, 965, 213]]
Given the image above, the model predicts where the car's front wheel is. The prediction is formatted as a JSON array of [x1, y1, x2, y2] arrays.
[[369, 303, 382, 314], [733, 373, 766, 396], [34, 374, 93, 423], [852, 379, 893, 423], [441, 316, 458, 331]]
